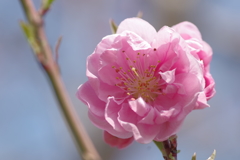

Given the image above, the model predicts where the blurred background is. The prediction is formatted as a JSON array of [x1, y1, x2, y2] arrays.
[[0, 0, 240, 159]]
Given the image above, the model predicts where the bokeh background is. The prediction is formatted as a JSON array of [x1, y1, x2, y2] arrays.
[[0, 0, 240, 160]]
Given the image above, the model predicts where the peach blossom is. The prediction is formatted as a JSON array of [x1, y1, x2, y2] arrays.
[[77, 18, 215, 148]]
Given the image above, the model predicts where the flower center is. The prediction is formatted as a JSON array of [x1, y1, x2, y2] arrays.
[[113, 51, 163, 102]]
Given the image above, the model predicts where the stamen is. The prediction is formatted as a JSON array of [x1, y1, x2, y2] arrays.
[[113, 51, 163, 102], [131, 67, 139, 77]]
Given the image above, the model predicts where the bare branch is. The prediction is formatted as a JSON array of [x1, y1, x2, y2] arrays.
[[55, 36, 62, 64], [19, 1, 101, 159]]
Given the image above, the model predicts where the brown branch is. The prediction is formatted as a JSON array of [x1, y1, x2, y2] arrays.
[[19, 0, 101, 160], [154, 135, 178, 160]]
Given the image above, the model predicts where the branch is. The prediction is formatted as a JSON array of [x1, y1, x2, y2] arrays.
[[19, 0, 101, 160], [55, 36, 62, 64], [154, 135, 178, 160]]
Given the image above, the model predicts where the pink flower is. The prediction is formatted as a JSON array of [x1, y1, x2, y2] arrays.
[[77, 18, 215, 148]]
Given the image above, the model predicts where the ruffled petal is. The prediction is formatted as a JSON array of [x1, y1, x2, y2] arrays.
[[88, 111, 132, 139], [98, 63, 120, 86], [197, 41, 213, 67], [128, 97, 150, 117], [117, 18, 156, 44], [204, 72, 216, 100], [104, 131, 134, 149], [154, 119, 184, 141], [76, 82, 105, 117], [195, 91, 210, 109], [105, 97, 126, 132], [118, 104, 159, 143], [159, 69, 176, 84], [139, 107, 155, 125], [172, 21, 202, 40]]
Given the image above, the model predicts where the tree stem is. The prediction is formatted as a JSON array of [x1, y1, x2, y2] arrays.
[[19, 0, 101, 159], [154, 135, 178, 160]]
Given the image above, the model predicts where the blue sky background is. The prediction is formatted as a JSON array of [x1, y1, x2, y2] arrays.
[[0, 0, 240, 160]]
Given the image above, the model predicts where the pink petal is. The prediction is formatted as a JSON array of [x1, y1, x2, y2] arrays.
[[195, 91, 210, 109], [105, 97, 126, 132], [100, 49, 118, 64], [98, 63, 120, 86], [86, 54, 101, 93], [197, 41, 213, 67], [139, 107, 155, 125], [128, 97, 150, 117], [174, 73, 202, 102], [87, 34, 119, 79], [204, 72, 216, 100], [159, 69, 176, 84], [154, 90, 200, 141], [185, 38, 203, 59], [151, 26, 175, 49], [152, 28, 181, 72], [97, 81, 127, 103], [117, 18, 156, 44], [88, 111, 132, 139], [154, 104, 181, 124], [172, 21, 202, 40], [118, 104, 159, 143], [95, 34, 119, 54], [176, 88, 200, 121], [121, 31, 151, 51], [104, 131, 134, 149], [154, 119, 184, 141], [163, 84, 178, 98], [76, 82, 105, 117]]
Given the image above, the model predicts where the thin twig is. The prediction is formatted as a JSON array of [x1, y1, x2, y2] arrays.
[[55, 36, 62, 64], [19, 0, 101, 160]]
